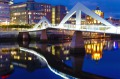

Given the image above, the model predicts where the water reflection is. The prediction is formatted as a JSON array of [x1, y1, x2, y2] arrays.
[[1, 38, 120, 79], [20, 47, 70, 79], [0, 48, 13, 78], [104, 40, 119, 50], [0, 44, 48, 79], [47, 42, 70, 60], [85, 39, 105, 61], [27, 41, 106, 78], [10, 48, 46, 72]]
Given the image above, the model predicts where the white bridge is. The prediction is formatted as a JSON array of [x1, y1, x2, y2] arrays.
[[28, 2, 119, 34]]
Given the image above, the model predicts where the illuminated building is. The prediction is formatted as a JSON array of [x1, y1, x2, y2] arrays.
[[106, 17, 120, 26], [51, 6, 73, 36], [10, 0, 51, 25], [67, 14, 86, 25], [83, 7, 104, 38], [86, 6, 104, 25], [52, 5, 68, 25], [0, 0, 11, 25], [0, 0, 13, 5]]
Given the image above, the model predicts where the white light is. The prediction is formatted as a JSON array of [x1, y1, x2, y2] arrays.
[[20, 47, 70, 79]]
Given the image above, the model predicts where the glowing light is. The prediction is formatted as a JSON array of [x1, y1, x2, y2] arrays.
[[85, 44, 92, 54], [20, 47, 70, 79], [97, 44, 100, 52], [0, 55, 2, 59], [113, 41, 118, 49], [10, 65, 13, 69], [11, 51, 17, 55], [18, 56, 20, 60], [1, 75, 10, 79], [28, 57, 32, 60], [92, 53, 101, 60], [93, 44, 96, 52], [52, 46, 55, 55], [66, 57, 69, 60]]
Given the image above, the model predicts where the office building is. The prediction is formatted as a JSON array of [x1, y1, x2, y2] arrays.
[[52, 5, 68, 25], [0, 0, 12, 25], [86, 6, 104, 25], [10, 0, 51, 25], [106, 17, 120, 26], [0, 0, 13, 5]]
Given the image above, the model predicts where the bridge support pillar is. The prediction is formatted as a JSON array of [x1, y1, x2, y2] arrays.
[[70, 31, 85, 54], [18, 32, 30, 41], [17, 32, 30, 46], [40, 30, 47, 41], [71, 55, 85, 72]]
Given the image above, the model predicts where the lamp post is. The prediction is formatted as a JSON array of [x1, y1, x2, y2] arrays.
[[28, 11, 31, 24], [6, 20, 8, 31], [109, 16, 112, 23]]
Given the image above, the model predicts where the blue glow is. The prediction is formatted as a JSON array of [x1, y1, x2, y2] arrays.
[[113, 41, 118, 50]]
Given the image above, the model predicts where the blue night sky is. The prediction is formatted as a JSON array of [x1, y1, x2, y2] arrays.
[[14, 0, 120, 18]]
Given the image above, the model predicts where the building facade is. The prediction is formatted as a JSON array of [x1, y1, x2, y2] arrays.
[[106, 17, 120, 26], [0, 0, 13, 25], [10, 0, 51, 25], [86, 6, 104, 25], [52, 5, 68, 25], [68, 14, 86, 25], [0, 0, 13, 5]]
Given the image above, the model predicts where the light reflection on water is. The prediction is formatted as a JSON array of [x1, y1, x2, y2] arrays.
[[0, 39, 120, 79]]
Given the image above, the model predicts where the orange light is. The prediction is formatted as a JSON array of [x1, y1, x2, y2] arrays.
[[92, 53, 102, 60]]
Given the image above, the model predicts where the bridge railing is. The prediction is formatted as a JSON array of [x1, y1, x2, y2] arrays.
[[1, 23, 120, 34], [51, 24, 59, 27], [0, 27, 29, 32], [81, 25, 110, 31], [57, 24, 111, 31], [53, 24, 120, 34]]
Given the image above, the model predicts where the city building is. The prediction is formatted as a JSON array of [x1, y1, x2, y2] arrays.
[[0, 0, 12, 25], [86, 6, 104, 25], [10, 0, 51, 25], [106, 17, 120, 26], [52, 5, 68, 25], [0, 0, 13, 5], [65, 6, 104, 25], [67, 14, 86, 25]]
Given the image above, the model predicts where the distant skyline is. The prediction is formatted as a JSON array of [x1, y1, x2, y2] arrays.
[[14, 0, 120, 18]]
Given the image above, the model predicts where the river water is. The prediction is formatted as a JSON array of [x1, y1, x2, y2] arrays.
[[0, 38, 120, 79]]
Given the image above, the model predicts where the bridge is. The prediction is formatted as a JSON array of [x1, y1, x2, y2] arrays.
[[1, 2, 119, 49], [28, 2, 119, 34], [0, 2, 119, 34], [16, 2, 120, 49], [1, 2, 119, 34]]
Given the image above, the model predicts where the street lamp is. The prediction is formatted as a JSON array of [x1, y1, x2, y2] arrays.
[[109, 16, 112, 20], [28, 11, 31, 24]]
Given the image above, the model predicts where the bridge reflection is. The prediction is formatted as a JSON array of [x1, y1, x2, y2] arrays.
[[20, 47, 105, 79], [0, 39, 120, 78]]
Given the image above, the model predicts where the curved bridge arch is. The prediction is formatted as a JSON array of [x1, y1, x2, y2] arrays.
[[58, 2, 114, 29], [33, 16, 52, 30], [29, 2, 117, 34]]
